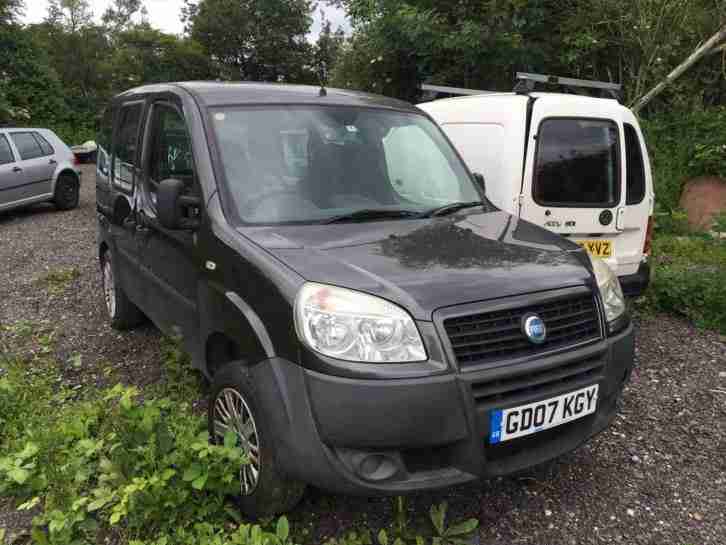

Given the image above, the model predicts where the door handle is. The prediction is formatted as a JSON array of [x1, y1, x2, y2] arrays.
[[48, 158, 57, 165], [12, 166, 22, 172]]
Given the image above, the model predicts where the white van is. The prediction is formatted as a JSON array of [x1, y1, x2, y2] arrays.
[[419, 74, 654, 296]]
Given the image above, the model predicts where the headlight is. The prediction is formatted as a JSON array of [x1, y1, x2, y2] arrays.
[[589, 255, 626, 323], [294, 283, 426, 363]]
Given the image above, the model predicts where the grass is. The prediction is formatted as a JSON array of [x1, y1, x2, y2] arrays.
[[0, 324, 478, 545], [36, 268, 81, 295]]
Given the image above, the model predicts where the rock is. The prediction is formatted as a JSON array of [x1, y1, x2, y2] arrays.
[[679, 176, 726, 231], [627, 508, 635, 517]]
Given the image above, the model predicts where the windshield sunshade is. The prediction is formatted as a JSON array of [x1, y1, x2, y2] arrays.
[[533, 118, 620, 207], [210, 106, 481, 224]]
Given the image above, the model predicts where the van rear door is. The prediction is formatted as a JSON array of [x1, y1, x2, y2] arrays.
[[518, 97, 626, 273]]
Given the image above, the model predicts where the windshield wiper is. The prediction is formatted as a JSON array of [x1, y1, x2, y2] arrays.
[[322, 208, 423, 224], [422, 201, 483, 218]]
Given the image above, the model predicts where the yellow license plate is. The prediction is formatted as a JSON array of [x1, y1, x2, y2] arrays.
[[577, 239, 612, 257]]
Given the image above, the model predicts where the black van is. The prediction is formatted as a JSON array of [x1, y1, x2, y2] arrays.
[[96, 82, 634, 517]]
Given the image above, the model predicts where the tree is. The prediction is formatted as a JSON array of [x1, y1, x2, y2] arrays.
[[0, 0, 22, 26], [109, 24, 216, 88], [46, 0, 93, 33], [314, 11, 345, 80], [0, 23, 70, 126], [184, 0, 315, 82], [555, 0, 726, 107], [102, 0, 147, 37], [329, 0, 558, 101]]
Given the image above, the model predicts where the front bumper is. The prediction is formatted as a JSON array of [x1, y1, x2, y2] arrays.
[[619, 261, 650, 298], [249, 324, 635, 495]]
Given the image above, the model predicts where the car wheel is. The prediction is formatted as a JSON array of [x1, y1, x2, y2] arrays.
[[54, 173, 80, 210], [209, 363, 305, 518], [100, 249, 144, 330]]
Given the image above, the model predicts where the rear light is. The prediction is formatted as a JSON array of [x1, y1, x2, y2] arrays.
[[72, 154, 80, 166], [643, 216, 654, 256]]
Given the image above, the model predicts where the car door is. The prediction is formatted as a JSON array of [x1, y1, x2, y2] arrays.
[[8, 131, 56, 200], [108, 100, 148, 306], [617, 114, 654, 276], [519, 99, 626, 273], [0, 132, 24, 208], [136, 99, 201, 341]]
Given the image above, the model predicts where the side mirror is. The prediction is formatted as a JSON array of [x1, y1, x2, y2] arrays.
[[472, 172, 486, 195], [112, 195, 132, 226], [157, 178, 201, 230]]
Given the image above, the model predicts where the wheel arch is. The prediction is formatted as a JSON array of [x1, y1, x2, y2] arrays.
[[199, 285, 272, 378]]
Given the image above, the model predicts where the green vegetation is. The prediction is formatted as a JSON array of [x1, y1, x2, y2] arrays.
[[37, 267, 81, 295], [642, 108, 726, 211], [646, 234, 726, 334], [0, 327, 478, 545]]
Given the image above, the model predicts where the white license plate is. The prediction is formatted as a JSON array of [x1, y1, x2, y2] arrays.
[[489, 384, 599, 444]]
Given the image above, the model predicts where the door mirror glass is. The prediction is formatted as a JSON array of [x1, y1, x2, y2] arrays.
[[157, 178, 200, 230], [473, 172, 486, 195]]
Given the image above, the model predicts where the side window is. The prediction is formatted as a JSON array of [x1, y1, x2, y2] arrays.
[[624, 124, 646, 205], [112, 102, 143, 192], [10, 132, 44, 160], [32, 132, 54, 156], [0, 135, 14, 165], [147, 104, 194, 206], [97, 108, 113, 175]]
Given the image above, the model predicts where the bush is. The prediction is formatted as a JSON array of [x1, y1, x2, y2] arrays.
[[647, 234, 726, 334], [642, 108, 726, 211]]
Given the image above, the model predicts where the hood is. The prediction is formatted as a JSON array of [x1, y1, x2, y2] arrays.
[[241, 210, 592, 321]]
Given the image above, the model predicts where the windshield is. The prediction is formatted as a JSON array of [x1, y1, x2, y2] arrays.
[[210, 106, 482, 224]]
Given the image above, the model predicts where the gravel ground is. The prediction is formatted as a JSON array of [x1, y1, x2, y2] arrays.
[[1, 165, 725, 544]]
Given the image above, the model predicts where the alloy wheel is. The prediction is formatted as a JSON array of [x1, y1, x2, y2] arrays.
[[102, 258, 116, 318], [213, 387, 261, 495]]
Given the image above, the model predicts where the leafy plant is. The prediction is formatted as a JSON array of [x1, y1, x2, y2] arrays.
[[647, 234, 726, 333], [428, 503, 478, 545]]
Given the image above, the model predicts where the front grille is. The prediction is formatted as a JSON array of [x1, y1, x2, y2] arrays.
[[443, 293, 601, 368], [470, 354, 605, 409]]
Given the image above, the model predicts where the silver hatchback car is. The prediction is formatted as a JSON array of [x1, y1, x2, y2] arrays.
[[0, 128, 81, 213]]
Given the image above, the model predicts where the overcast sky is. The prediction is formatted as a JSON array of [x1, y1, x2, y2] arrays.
[[21, 0, 349, 40]]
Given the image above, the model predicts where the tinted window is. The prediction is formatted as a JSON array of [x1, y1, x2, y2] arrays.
[[11, 132, 44, 160], [148, 105, 194, 205], [112, 103, 143, 191], [211, 106, 479, 224], [533, 119, 620, 207], [98, 108, 113, 151], [0, 135, 14, 165], [624, 124, 646, 205], [32, 132, 54, 156], [97, 108, 114, 175]]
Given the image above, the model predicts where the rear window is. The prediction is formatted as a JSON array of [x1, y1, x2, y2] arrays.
[[32, 132, 54, 156], [533, 118, 620, 207], [624, 124, 646, 205], [0, 135, 14, 164], [10, 132, 44, 160]]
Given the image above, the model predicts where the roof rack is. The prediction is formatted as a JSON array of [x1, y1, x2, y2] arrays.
[[514, 72, 621, 100], [419, 83, 493, 96]]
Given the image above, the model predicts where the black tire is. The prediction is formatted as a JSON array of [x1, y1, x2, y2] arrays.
[[208, 363, 305, 519], [100, 249, 144, 330], [54, 173, 80, 210]]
